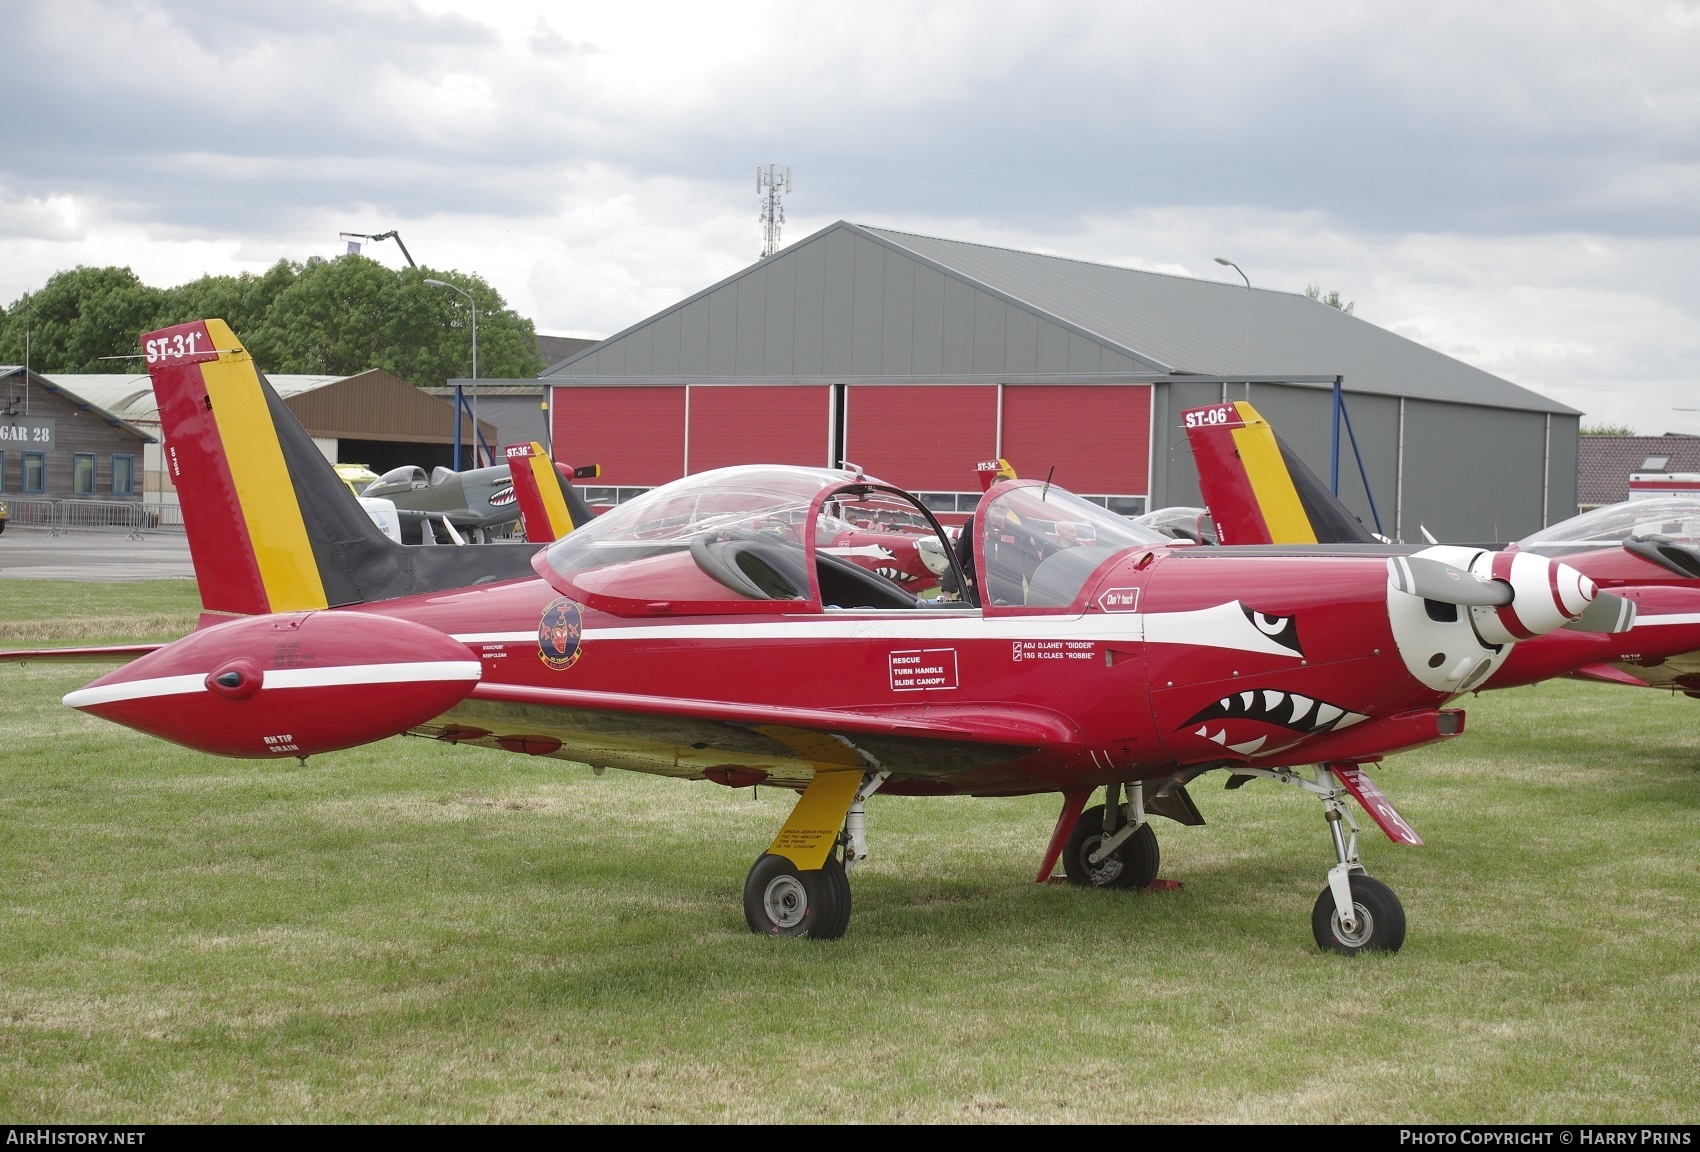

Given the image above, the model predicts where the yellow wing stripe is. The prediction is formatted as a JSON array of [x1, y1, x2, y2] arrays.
[[197, 320, 329, 613], [766, 769, 862, 870], [1229, 400, 1318, 545], [524, 447, 577, 537]]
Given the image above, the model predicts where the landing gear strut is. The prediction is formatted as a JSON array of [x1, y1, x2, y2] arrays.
[[1227, 763, 1408, 954], [1062, 782, 1160, 889], [741, 767, 888, 940]]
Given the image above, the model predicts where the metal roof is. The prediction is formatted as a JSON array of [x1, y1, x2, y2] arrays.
[[856, 225, 1577, 415], [37, 373, 345, 425], [1, 368, 159, 441], [1577, 434, 1700, 506]]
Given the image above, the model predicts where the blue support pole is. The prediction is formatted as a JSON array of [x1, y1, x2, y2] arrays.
[[1337, 391, 1384, 535], [1330, 377, 1342, 495], [452, 384, 465, 472]]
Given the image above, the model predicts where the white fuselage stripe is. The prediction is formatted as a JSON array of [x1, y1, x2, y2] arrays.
[[1631, 613, 1700, 627], [453, 602, 1298, 658], [63, 660, 482, 709]]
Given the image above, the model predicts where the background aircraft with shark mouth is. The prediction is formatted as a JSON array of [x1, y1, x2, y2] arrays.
[[1179, 399, 1700, 699]]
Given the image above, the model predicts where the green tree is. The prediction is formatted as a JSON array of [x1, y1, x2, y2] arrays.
[[0, 266, 167, 371], [161, 260, 300, 342], [1580, 423, 1635, 436], [244, 255, 543, 385], [0, 256, 545, 386], [1304, 283, 1355, 315]]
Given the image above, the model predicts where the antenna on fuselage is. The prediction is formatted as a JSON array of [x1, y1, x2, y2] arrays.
[[1041, 465, 1055, 501]]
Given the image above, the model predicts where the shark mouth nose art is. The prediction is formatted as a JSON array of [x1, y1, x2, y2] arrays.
[[1182, 690, 1367, 756]]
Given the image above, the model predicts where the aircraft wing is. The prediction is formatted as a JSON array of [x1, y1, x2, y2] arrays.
[[416, 680, 1084, 790]]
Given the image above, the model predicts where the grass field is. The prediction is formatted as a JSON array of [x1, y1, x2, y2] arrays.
[[0, 578, 1695, 1123]]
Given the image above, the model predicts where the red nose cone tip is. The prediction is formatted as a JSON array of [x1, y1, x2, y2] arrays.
[[64, 611, 481, 758]]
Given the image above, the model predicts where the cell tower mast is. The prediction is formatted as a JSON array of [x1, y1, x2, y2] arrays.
[[757, 164, 791, 258]]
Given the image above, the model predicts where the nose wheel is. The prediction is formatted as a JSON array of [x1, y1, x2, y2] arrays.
[[1311, 873, 1405, 954], [1224, 762, 1413, 954]]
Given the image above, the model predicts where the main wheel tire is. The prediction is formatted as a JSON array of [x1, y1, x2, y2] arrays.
[[1311, 874, 1406, 955], [743, 852, 851, 939], [1061, 804, 1160, 889]]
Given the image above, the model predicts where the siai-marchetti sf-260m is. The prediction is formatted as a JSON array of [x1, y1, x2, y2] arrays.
[[47, 320, 1634, 953]]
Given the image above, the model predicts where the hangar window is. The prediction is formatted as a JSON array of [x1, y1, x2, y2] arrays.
[[73, 454, 95, 495], [112, 455, 135, 496], [1642, 455, 1671, 472], [22, 452, 44, 493]]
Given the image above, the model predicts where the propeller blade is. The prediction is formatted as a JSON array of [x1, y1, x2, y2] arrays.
[[1387, 555, 1512, 607], [1562, 591, 1637, 634]]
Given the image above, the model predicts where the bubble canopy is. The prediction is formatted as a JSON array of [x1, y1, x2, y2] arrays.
[[974, 481, 1170, 611], [535, 466, 959, 615], [1516, 496, 1700, 554]]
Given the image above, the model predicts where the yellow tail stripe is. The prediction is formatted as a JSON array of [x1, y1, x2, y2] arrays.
[[198, 320, 328, 612], [1230, 401, 1318, 545], [525, 449, 577, 537]]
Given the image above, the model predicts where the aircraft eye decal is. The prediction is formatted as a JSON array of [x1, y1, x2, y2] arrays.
[[1242, 606, 1302, 655]]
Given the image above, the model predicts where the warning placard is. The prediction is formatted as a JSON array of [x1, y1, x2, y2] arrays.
[[888, 648, 959, 691]]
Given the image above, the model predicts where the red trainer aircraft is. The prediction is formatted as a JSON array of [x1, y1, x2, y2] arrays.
[[51, 321, 1635, 953], [1179, 399, 1700, 698]]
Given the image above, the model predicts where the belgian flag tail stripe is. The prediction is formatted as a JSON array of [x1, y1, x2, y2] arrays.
[[143, 318, 543, 616], [504, 441, 576, 544], [1181, 399, 1374, 546], [143, 319, 328, 615]]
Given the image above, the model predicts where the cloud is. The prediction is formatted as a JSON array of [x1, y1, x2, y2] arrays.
[[0, 0, 1695, 433]]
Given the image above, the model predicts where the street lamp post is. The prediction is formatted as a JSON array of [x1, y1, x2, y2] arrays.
[[1213, 257, 1251, 387], [425, 279, 478, 469]]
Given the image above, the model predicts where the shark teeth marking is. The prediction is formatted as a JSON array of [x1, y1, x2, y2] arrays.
[[1184, 689, 1368, 735], [874, 566, 916, 583], [1228, 736, 1267, 755]]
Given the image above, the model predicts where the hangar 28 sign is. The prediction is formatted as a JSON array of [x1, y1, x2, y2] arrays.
[[0, 418, 54, 446]]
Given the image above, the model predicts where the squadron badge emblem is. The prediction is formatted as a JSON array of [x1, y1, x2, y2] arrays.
[[538, 597, 584, 671]]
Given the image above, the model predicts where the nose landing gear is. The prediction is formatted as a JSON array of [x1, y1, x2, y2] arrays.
[[1227, 762, 1410, 954]]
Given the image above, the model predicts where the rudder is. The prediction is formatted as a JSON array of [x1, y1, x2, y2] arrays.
[[144, 319, 538, 615]]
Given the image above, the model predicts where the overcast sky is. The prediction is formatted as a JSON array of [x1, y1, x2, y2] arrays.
[[3, 0, 1696, 431]]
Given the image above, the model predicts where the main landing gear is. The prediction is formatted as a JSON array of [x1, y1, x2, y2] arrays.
[[742, 767, 889, 939], [1061, 781, 1160, 889], [1228, 763, 1408, 954]]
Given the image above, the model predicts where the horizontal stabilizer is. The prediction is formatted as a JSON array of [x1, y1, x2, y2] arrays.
[[0, 643, 164, 664], [1571, 662, 1650, 687]]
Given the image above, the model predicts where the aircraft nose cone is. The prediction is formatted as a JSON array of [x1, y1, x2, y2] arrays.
[[1476, 553, 1597, 643]]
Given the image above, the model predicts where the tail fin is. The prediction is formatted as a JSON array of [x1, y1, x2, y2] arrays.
[[1180, 400, 1375, 545], [144, 319, 538, 615], [976, 458, 1017, 491], [504, 442, 597, 544]]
